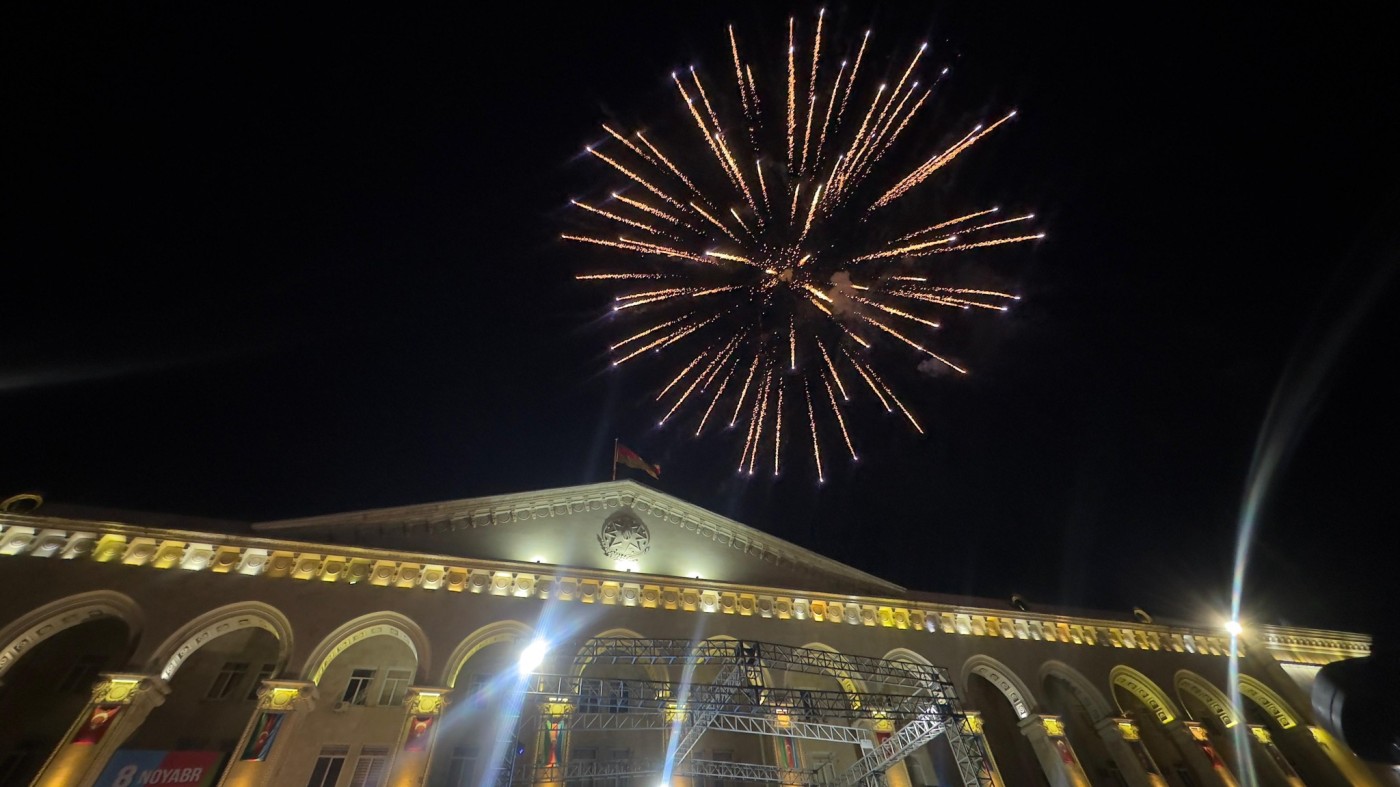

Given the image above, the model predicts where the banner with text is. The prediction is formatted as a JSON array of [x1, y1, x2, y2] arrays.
[[95, 750, 225, 787]]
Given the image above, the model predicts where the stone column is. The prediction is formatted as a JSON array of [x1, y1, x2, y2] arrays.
[[1018, 714, 1091, 787], [768, 708, 805, 787], [33, 672, 170, 787], [1245, 725, 1305, 787], [216, 679, 317, 787], [960, 712, 1006, 787], [378, 687, 450, 787], [1164, 720, 1239, 787], [1301, 725, 1386, 787], [866, 720, 912, 787], [1093, 718, 1168, 787], [532, 696, 573, 787]]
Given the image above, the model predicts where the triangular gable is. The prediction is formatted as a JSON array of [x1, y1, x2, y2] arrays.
[[252, 480, 903, 596]]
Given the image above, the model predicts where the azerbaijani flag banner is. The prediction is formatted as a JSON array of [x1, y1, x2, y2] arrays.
[[614, 443, 660, 479]]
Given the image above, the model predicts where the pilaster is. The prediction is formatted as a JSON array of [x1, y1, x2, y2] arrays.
[[876, 719, 913, 787], [33, 672, 170, 787], [1301, 725, 1386, 787], [960, 712, 1006, 787], [1093, 717, 1167, 787], [216, 679, 317, 787], [1245, 725, 1304, 787], [532, 695, 572, 787], [1165, 720, 1239, 787], [379, 686, 451, 787], [1018, 714, 1091, 787]]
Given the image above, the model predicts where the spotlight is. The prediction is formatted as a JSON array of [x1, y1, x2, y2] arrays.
[[1224, 620, 1243, 637], [518, 638, 549, 676]]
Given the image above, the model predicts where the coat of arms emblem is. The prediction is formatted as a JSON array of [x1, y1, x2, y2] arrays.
[[598, 511, 650, 560]]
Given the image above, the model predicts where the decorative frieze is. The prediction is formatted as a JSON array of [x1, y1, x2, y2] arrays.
[[1255, 625, 1370, 665], [0, 517, 1356, 663]]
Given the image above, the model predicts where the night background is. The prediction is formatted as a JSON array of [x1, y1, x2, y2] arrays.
[[4, 4, 1397, 634]]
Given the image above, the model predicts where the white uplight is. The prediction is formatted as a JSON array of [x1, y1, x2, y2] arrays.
[[518, 638, 549, 676], [1224, 620, 1243, 637]]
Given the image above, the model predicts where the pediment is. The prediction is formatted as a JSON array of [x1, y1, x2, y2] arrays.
[[252, 481, 902, 596]]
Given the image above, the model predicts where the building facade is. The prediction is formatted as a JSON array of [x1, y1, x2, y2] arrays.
[[0, 480, 1390, 787]]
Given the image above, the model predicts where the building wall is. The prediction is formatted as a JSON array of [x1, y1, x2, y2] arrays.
[[125, 627, 280, 752], [0, 534, 1391, 787]]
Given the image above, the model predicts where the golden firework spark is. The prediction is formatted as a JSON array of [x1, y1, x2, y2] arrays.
[[568, 12, 1040, 480]]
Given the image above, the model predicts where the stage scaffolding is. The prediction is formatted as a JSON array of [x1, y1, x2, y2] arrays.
[[491, 638, 992, 787]]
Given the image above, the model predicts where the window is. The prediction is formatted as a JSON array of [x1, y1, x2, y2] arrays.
[[611, 681, 630, 714], [703, 750, 734, 787], [605, 748, 631, 787], [466, 672, 489, 696], [566, 747, 596, 787], [579, 679, 631, 714], [579, 679, 602, 714], [306, 746, 348, 787], [247, 662, 278, 700], [447, 746, 479, 787], [378, 668, 412, 707], [57, 655, 105, 695], [807, 753, 834, 787], [206, 662, 250, 701], [349, 746, 390, 787], [342, 668, 376, 705]]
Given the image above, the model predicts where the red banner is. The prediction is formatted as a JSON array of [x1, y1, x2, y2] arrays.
[[73, 704, 122, 745], [404, 715, 435, 752]]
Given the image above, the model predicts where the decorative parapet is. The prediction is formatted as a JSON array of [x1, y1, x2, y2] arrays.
[[1, 514, 1271, 659], [1254, 624, 1370, 666]]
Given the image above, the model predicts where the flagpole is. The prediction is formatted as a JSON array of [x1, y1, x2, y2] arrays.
[[612, 438, 618, 481]]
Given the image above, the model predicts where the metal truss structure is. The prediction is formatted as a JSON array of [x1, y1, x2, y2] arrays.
[[669, 661, 746, 762], [506, 637, 991, 787], [522, 674, 937, 724], [532, 757, 825, 784]]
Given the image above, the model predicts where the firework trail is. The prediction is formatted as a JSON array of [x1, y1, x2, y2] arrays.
[[567, 11, 1041, 480]]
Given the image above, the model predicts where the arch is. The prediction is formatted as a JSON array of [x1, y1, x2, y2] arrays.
[[1238, 674, 1301, 730], [1109, 666, 1180, 725], [961, 655, 1037, 719], [441, 620, 535, 688], [572, 628, 669, 685], [147, 601, 293, 681], [1175, 670, 1242, 729], [881, 647, 932, 667], [1039, 661, 1114, 721], [678, 634, 779, 691], [302, 611, 431, 685], [798, 641, 868, 697], [0, 591, 142, 680]]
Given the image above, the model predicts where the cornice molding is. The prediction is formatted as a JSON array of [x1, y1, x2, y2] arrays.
[[1254, 624, 1371, 666], [0, 514, 1292, 661]]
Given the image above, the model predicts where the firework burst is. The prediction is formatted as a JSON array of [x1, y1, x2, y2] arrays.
[[567, 11, 1043, 482]]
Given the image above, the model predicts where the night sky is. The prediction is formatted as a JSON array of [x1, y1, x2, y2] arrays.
[[5, 5, 1397, 634]]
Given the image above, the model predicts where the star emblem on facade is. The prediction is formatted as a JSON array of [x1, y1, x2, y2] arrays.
[[598, 511, 650, 560]]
